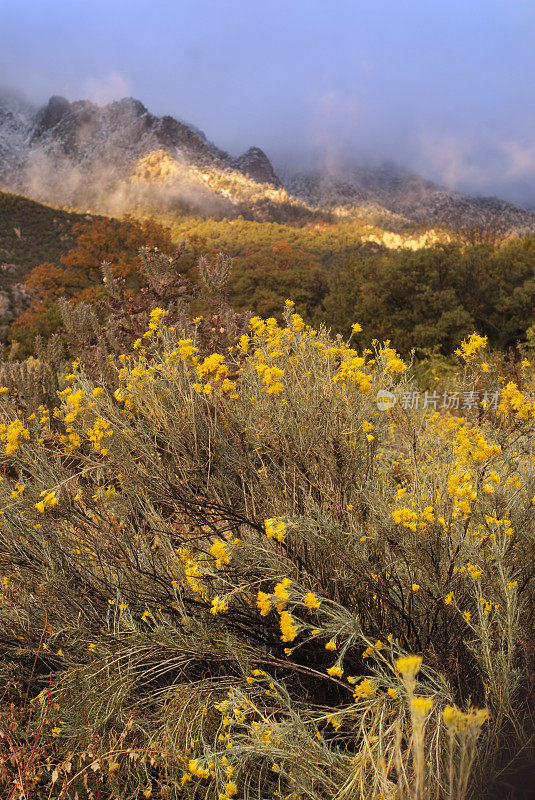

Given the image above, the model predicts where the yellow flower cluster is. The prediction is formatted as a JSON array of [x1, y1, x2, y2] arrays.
[[64, 389, 84, 423], [176, 548, 208, 601], [10, 481, 25, 499], [256, 591, 272, 616], [211, 596, 229, 615], [454, 332, 488, 361], [303, 591, 321, 609], [60, 429, 82, 453], [165, 337, 198, 361], [187, 759, 213, 780], [35, 491, 59, 513], [454, 424, 501, 464], [396, 655, 423, 680], [147, 307, 167, 331], [362, 639, 383, 659], [87, 417, 113, 454], [273, 577, 291, 607], [210, 539, 230, 568], [392, 506, 418, 530], [379, 344, 408, 374], [197, 353, 227, 380], [332, 354, 373, 392], [411, 696, 434, 720], [279, 610, 298, 642], [326, 664, 343, 678], [1, 419, 30, 455], [255, 363, 284, 395], [352, 677, 376, 701], [257, 577, 296, 622], [265, 518, 286, 542], [498, 381, 535, 419], [193, 353, 236, 397], [442, 705, 489, 733]]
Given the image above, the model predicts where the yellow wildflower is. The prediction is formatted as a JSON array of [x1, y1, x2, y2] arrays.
[[210, 539, 230, 568], [353, 677, 376, 700], [265, 518, 286, 542], [303, 591, 321, 609], [411, 696, 434, 719], [257, 591, 272, 616], [326, 664, 344, 678], [279, 610, 298, 642], [396, 655, 423, 680], [455, 333, 488, 361], [211, 596, 229, 615]]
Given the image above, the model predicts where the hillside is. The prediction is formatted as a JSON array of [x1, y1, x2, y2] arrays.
[[0, 191, 93, 271], [0, 94, 315, 223], [0, 191, 95, 338]]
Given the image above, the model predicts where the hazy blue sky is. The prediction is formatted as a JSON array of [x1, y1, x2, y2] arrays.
[[2, 0, 535, 204]]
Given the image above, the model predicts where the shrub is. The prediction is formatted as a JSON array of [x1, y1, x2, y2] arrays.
[[0, 303, 533, 799]]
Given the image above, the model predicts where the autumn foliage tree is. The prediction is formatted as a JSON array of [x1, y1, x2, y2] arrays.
[[12, 216, 177, 353]]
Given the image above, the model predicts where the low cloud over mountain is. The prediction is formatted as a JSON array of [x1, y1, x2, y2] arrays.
[[2, 92, 535, 235]]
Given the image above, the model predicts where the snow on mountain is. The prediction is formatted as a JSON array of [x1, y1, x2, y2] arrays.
[[0, 95, 302, 220], [286, 164, 535, 235], [1, 92, 535, 234], [0, 92, 35, 181]]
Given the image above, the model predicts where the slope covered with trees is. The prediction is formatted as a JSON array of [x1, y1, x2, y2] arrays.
[[0, 191, 92, 274], [8, 212, 535, 360]]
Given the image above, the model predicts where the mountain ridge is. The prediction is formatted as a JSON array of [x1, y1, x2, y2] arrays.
[[1, 92, 535, 234]]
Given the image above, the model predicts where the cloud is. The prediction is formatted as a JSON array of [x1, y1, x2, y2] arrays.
[[413, 127, 535, 206], [500, 140, 535, 179], [84, 72, 130, 106], [417, 131, 487, 191], [304, 89, 369, 174]]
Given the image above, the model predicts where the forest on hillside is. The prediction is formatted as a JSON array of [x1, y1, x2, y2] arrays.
[[4, 211, 535, 359]]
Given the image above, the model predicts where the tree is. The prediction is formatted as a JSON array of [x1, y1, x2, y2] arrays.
[[11, 216, 177, 353]]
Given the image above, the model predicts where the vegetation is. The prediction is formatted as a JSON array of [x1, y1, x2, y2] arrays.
[[0, 249, 533, 799], [319, 239, 535, 353], [0, 191, 93, 275], [7, 212, 534, 360], [10, 216, 180, 355]]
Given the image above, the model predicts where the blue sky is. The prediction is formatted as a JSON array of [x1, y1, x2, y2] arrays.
[[2, 0, 535, 203]]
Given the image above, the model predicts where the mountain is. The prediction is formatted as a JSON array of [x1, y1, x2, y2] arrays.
[[0, 94, 311, 222], [0, 92, 34, 178], [1, 91, 535, 234], [286, 164, 535, 236]]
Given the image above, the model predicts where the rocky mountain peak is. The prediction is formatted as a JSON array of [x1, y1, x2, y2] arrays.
[[111, 97, 148, 117], [234, 146, 281, 186], [36, 95, 71, 130]]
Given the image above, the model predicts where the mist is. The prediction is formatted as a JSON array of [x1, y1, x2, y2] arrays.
[[2, 0, 535, 206]]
